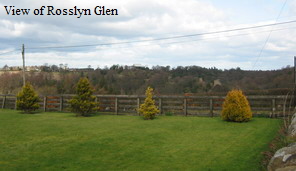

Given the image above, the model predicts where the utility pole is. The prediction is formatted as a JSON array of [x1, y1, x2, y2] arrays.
[[22, 44, 25, 86], [294, 56, 296, 107]]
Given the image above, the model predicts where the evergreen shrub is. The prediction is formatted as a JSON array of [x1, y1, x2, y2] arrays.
[[69, 77, 98, 116], [139, 87, 159, 120], [221, 89, 252, 122], [16, 82, 40, 113]]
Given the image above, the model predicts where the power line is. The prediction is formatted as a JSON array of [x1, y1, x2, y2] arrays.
[[25, 25, 296, 54], [252, 0, 289, 69], [22, 44, 25, 86], [26, 19, 296, 50], [144, 25, 296, 47], [0, 49, 20, 56]]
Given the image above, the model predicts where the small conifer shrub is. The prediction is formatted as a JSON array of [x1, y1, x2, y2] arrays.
[[221, 89, 252, 122], [69, 77, 98, 116], [139, 87, 159, 120], [16, 82, 40, 113]]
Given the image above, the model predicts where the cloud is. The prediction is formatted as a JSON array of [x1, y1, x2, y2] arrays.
[[0, 0, 295, 70]]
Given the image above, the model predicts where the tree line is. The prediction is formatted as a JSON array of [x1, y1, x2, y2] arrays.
[[0, 65, 293, 95]]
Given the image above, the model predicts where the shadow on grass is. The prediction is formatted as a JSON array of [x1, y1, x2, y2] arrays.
[[18, 110, 43, 115]]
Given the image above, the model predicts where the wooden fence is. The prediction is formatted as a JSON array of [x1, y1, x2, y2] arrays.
[[0, 94, 293, 117]]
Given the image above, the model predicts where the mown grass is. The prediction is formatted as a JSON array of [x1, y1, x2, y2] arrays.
[[0, 109, 281, 170]]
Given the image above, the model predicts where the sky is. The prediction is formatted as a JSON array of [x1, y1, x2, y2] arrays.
[[0, 0, 296, 70]]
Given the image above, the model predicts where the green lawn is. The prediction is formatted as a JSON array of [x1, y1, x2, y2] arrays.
[[0, 109, 281, 171]]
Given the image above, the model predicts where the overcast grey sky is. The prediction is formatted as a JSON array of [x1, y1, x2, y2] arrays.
[[0, 0, 296, 70]]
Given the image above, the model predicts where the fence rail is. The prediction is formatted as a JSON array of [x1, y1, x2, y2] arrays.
[[0, 94, 293, 117]]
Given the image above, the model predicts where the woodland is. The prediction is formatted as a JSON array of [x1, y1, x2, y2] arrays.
[[0, 65, 293, 95]]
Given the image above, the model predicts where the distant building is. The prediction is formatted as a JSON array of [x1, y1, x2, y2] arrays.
[[26, 66, 41, 71], [2, 65, 9, 71], [0, 65, 41, 72], [132, 64, 148, 69], [213, 79, 222, 86]]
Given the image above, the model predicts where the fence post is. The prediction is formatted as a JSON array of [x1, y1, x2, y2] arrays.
[[15, 97, 17, 110], [115, 97, 118, 115], [43, 96, 47, 112], [272, 98, 276, 118], [2, 95, 6, 109], [184, 98, 187, 116], [95, 96, 98, 112], [210, 98, 213, 117], [137, 97, 140, 115], [159, 98, 162, 115], [60, 95, 63, 112]]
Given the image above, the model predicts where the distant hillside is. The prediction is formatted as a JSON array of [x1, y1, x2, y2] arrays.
[[0, 65, 293, 95]]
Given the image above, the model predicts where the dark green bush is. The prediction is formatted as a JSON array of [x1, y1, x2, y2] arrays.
[[16, 82, 40, 113], [69, 78, 98, 116]]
